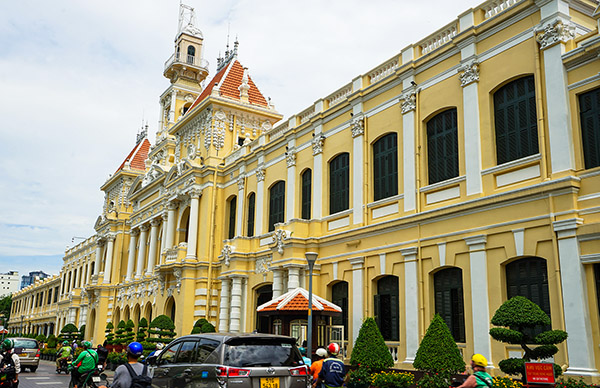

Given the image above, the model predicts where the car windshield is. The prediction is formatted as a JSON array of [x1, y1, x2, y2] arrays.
[[224, 338, 303, 367], [13, 339, 38, 349]]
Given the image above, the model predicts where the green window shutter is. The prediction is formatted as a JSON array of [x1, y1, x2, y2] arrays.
[[579, 88, 600, 169], [247, 193, 255, 237], [301, 169, 312, 220], [434, 268, 466, 342], [329, 153, 349, 214], [228, 197, 236, 239], [373, 133, 398, 201], [494, 76, 538, 165], [376, 276, 399, 341], [427, 109, 459, 184], [269, 181, 285, 232]]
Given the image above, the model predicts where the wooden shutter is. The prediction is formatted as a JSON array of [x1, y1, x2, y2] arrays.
[[330, 153, 350, 214], [427, 109, 459, 184], [228, 197, 236, 239], [301, 169, 312, 220], [434, 268, 466, 342], [269, 181, 285, 232], [373, 133, 398, 201], [579, 88, 600, 169], [247, 193, 255, 237]]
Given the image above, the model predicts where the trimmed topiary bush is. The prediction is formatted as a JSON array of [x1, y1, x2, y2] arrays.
[[490, 296, 567, 380], [105, 322, 114, 345], [78, 325, 86, 341], [47, 334, 57, 349], [137, 318, 148, 343], [148, 315, 176, 344], [60, 323, 79, 342], [350, 317, 394, 373], [35, 334, 47, 343], [191, 318, 216, 334], [114, 320, 127, 345], [413, 314, 465, 374], [124, 320, 135, 344]]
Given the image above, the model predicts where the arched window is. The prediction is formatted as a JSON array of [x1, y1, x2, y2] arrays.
[[228, 196, 237, 240], [506, 257, 551, 338], [494, 76, 539, 164], [187, 45, 195, 64], [247, 193, 255, 237], [330, 153, 350, 214], [331, 282, 348, 340], [427, 109, 459, 184], [374, 276, 399, 341], [373, 133, 398, 200], [269, 181, 285, 232], [301, 169, 312, 220], [579, 87, 600, 169], [434, 268, 465, 342], [256, 285, 273, 333]]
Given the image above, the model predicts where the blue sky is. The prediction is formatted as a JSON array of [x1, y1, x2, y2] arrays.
[[0, 0, 479, 277]]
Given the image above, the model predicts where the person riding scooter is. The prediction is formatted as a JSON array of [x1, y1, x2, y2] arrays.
[[56, 340, 72, 373]]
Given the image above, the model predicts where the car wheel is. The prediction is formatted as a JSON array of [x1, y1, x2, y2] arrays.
[[30, 367, 37, 372]]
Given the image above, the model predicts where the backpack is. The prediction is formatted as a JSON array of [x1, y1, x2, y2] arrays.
[[124, 363, 152, 388]]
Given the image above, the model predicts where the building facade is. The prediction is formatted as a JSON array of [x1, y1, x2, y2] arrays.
[[9, 0, 600, 379], [0, 271, 20, 297], [21, 271, 51, 289]]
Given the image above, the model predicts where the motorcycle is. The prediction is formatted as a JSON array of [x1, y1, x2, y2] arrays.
[[69, 364, 107, 388], [56, 355, 72, 374], [0, 365, 16, 388]]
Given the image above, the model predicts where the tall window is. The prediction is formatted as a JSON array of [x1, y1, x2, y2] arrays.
[[579, 88, 600, 169], [374, 276, 399, 341], [594, 264, 600, 319], [330, 153, 349, 214], [506, 257, 551, 338], [434, 268, 465, 342], [373, 133, 398, 200], [331, 282, 348, 340], [256, 285, 273, 333], [269, 181, 285, 232], [247, 193, 255, 237], [187, 45, 195, 64], [228, 196, 236, 239], [427, 109, 459, 184], [494, 76, 539, 164], [301, 169, 312, 220]]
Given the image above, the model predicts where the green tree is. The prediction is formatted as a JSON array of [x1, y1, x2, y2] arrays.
[[414, 314, 465, 388], [114, 320, 127, 345], [105, 322, 115, 345], [490, 296, 567, 379], [191, 318, 216, 334], [148, 315, 176, 345], [350, 317, 394, 372], [0, 294, 11, 325], [47, 334, 58, 349], [124, 319, 135, 344], [60, 323, 80, 342], [78, 325, 86, 341], [136, 318, 148, 342]]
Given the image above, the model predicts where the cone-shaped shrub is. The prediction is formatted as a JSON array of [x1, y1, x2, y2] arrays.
[[413, 314, 465, 374], [60, 323, 79, 342], [148, 314, 176, 344], [124, 319, 136, 344], [191, 318, 216, 334], [136, 318, 148, 342], [350, 317, 394, 372], [105, 322, 114, 345]]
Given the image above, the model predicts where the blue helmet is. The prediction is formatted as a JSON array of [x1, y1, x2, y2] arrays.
[[127, 342, 143, 357]]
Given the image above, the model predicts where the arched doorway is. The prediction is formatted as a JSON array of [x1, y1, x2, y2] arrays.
[[178, 208, 190, 244], [123, 305, 131, 322], [144, 302, 153, 323], [165, 297, 176, 323], [133, 304, 141, 327], [255, 285, 272, 333], [113, 307, 121, 326]]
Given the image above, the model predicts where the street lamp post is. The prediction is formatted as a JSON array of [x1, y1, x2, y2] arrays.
[[305, 252, 318, 361]]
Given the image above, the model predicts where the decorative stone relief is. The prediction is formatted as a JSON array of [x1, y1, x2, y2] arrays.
[[351, 114, 365, 138], [173, 268, 182, 293], [187, 143, 197, 160], [312, 134, 325, 155], [255, 256, 272, 274], [221, 245, 233, 266], [142, 165, 162, 188], [286, 150, 296, 167], [400, 91, 416, 114], [458, 60, 480, 87], [272, 229, 290, 254], [157, 273, 165, 296], [237, 175, 245, 190], [536, 20, 575, 50], [256, 168, 266, 183]]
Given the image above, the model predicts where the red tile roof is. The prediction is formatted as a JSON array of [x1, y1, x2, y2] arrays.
[[115, 138, 151, 173], [188, 59, 268, 113], [257, 287, 342, 313]]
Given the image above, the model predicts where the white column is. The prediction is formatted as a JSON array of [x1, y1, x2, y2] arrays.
[[218, 278, 231, 332], [230, 277, 243, 332], [312, 125, 324, 219], [459, 55, 483, 195], [349, 257, 364, 343], [256, 165, 266, 235], [537, 15, 576, 173], [287, 266, 300, 291], [146, 218, 160, 275], [465, 235, 492, 366], [80, 306, 88, 327], [186, 189, 201, 259], [93, 240, 103, 276], [136, 225, 149, 279], [553, 219, 597, 375], [401, 85, 417, 212], [73, 267, 80, 289], [160, 212, 168, 264], [236, 176, 245, 236], [401, 247, 419, 363], [272, 269, 284, 298], [351, 113, 364, 224], [165, 202, 177, 250], [126, 229, 138, 281], [168, 89, 177, 123], [286, 145, 297, 222], [102, 235, 115, 284]]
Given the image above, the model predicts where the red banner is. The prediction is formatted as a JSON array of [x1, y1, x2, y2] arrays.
[[525, 362, 555, 384]]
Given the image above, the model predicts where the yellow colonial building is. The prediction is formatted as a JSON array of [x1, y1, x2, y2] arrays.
[[10, 0, 600, 379]]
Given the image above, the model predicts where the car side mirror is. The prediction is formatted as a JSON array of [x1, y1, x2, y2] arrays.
[[146, 355, 157, 366]]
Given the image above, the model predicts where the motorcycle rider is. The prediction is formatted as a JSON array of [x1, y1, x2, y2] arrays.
[[0, 339, 20, 388], [56, 340, 72, 372]]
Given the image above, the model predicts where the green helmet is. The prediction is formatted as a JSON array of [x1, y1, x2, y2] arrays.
[[63, 341, 69, 346], [2, 339, 14, 350], [82, 341, 92, 349]]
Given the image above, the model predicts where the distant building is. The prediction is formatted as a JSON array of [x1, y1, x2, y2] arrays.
[[21, 271, 51, 289], [0, 271, 20, 297]]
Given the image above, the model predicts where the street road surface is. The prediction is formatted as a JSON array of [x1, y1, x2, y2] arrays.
[[18, 359, 113, 388]]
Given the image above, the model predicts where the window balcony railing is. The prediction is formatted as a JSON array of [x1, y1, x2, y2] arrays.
[[164, 53, 209, 72]]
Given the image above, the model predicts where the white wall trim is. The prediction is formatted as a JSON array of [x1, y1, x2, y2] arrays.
[[482, 154, 541, 175], [426, 186, 461, 204], [496, 164, 541, 187], [328, 216, 350, 231], [372, 203, 399, 219]]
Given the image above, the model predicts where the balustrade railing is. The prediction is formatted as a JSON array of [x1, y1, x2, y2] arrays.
[[418, 22, 458, 55], [164, 53, 209, 72], [480, 0, 522, 19], [326, 83, 352, 107], [385, 341, 401, 363], [368, 58, 399, 85], [299, 106, 315, 124]]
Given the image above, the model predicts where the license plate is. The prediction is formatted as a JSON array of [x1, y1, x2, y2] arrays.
[[261, 377, 280, 388], [92, 376, 101, 383], [19, 353, 27, 357]]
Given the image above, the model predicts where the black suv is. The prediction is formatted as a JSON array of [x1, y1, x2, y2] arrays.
[[148, 333, 309, 388]]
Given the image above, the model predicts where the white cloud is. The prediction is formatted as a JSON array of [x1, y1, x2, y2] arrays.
[[0, 0, 480, 259]]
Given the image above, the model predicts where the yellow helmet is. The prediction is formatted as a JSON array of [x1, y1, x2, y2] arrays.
[[472, 354, 488, 368]]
